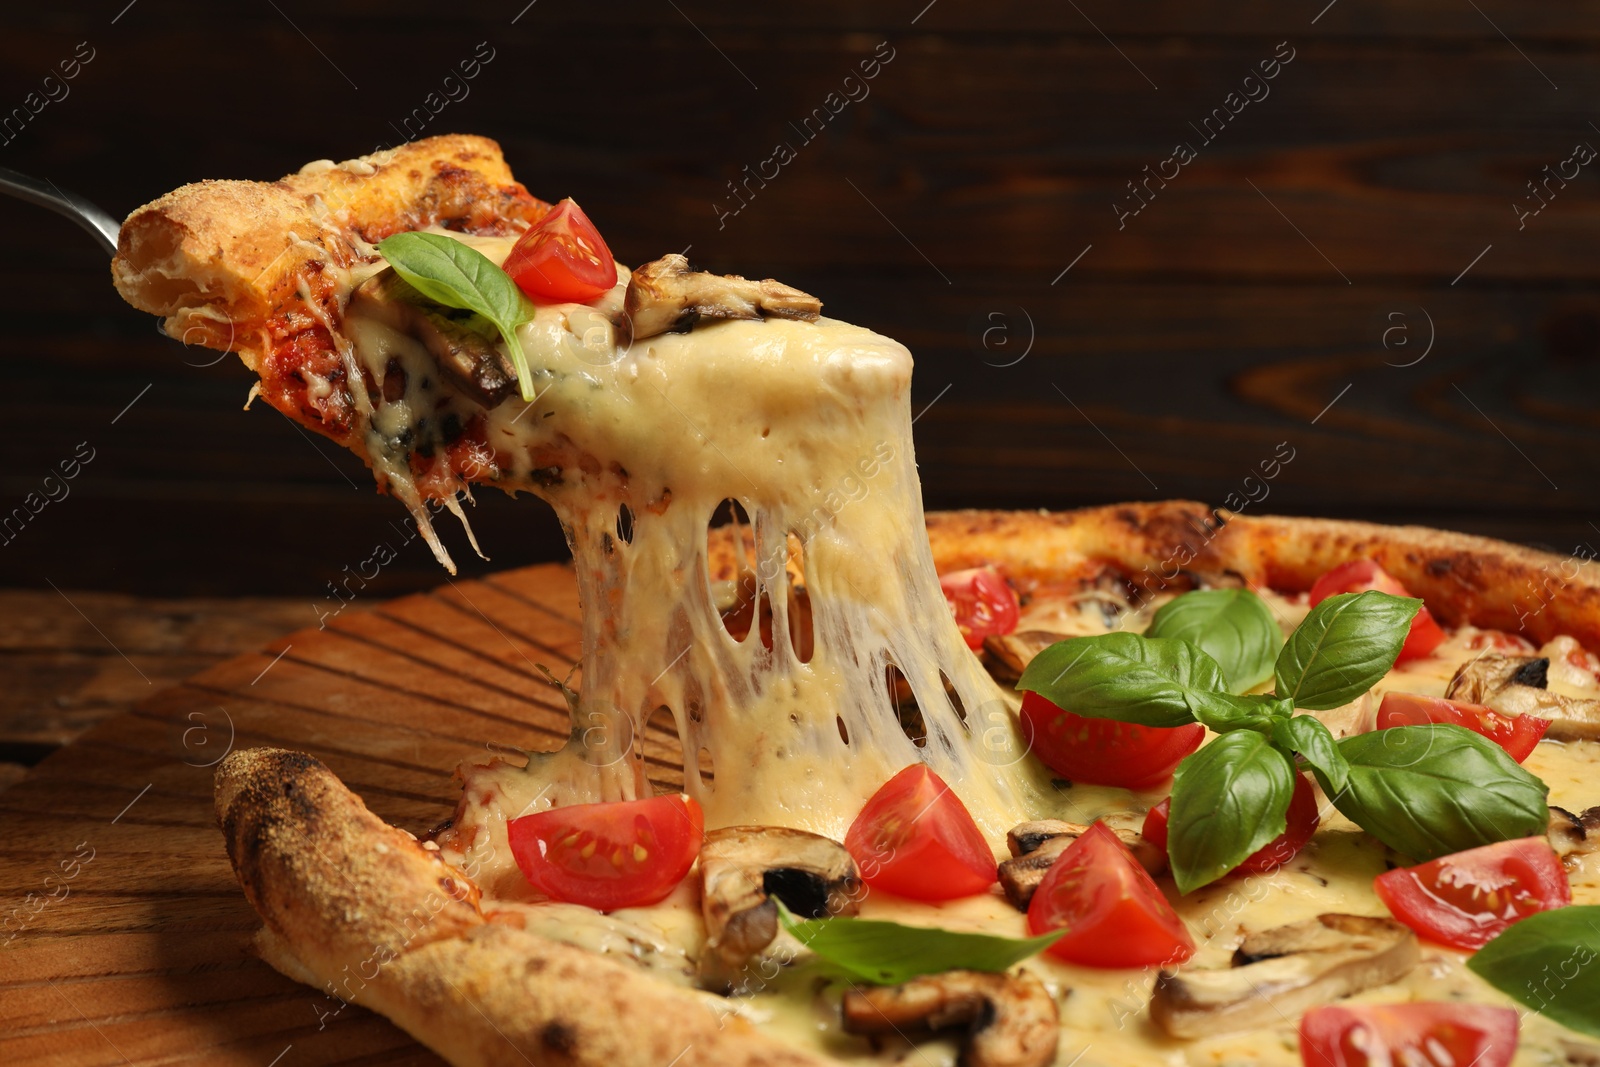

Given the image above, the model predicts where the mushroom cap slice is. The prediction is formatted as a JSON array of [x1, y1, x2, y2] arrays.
[[1447, 653, 1600, 742], [1149, 913, 1419, 1039], [840, 969, 1059, 1067], [697, 825, 860, 992], [622, 254, 822, 342], [349, 269, 518, 408]]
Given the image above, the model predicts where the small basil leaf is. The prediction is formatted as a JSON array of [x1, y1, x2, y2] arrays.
[[1147, 589, 1283, 693], [1191, 693, 1294, 735], [1167, 732, 1295, 894], [376, 232, 537, 402], [1272, 714, 1350, 794], [1468, 906, 1600, 1039], [775, 902, 1063, 985], [1330, 724, 1548, 860], [1017, 632, 1227, 728], [1274, 591, 1420, 711]]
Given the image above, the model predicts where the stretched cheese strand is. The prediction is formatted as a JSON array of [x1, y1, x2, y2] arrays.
[[341, 240, 1051, 887]]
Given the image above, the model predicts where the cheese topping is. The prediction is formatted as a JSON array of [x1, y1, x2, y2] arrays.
[[339, 235, 1049, 865], [329, 234, 1599, 1066]]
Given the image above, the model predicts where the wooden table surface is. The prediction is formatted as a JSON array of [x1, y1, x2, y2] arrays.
[[0, 563, 607, 1066]]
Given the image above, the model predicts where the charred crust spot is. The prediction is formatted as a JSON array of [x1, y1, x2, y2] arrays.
[[1513, 658, 1551, 689], [1427, 558, 1452, 576], [540, 1021, 578, 1055]]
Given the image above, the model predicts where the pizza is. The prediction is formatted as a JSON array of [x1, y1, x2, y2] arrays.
[[110, 135, 1600, 1067]]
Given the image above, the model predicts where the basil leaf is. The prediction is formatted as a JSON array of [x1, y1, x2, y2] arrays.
[[1017, 632, 1229, 728], [1274, 591, 1420, 711], [1468, 906, 1600, 1039], [1147, 589, 1283, 693], [1328, 724, 1548, 860], [1271, 714, 1350, 794], [376, 232, 536, 402], [1167, 732, 1295, 894], [775, 903, 1063, 985], [1191, 693, 1294, 735]]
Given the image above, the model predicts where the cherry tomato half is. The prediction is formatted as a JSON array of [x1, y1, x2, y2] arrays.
[[1020, 690, 1204, 790], [1028, 822, 1195, 968], [844, 764, 996, 901], [1143, 772, 1320, 877], [1376, 692, 1549, 764], [507, 793, 703, 910], [1308, 560, 1445, 663], [1373, 836, 1569, 950], [940, 567, 1020, 651], [502, 198, 618, 303], [1300, 1002, 1518, 1067]]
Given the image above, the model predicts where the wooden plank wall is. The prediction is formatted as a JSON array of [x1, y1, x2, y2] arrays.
[[2, 0, 1597, 599]]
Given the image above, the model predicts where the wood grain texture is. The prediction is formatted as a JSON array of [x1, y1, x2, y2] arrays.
[[0, 563, 597, 1067], [1, 0, 1598, 602]]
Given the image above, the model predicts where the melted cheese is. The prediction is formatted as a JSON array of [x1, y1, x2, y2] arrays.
[[331, 234, 1600, 1065], [339, 236, 1048, 857]]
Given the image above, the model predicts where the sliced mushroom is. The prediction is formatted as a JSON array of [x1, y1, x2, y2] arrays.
[[982, 631, 1071, 683], [840, 969, 1059, 1067], [697, 826, 861, 992], [1447, 654, 1600, 742], [622, 254, 822, 342], [1150, 913, 1419, 1039], [998, 820, 1164, 911], [1550, 805, 1600, 859], [350, 269, 517, 407]]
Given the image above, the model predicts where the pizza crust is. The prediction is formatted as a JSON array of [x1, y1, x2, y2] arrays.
[[111, 134, 545, 360], [216, 747, 833, 1067], [918, 504, 1600, 649]]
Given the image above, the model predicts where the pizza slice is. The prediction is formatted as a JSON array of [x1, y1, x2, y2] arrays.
[[112, 137, 1600, 1067]]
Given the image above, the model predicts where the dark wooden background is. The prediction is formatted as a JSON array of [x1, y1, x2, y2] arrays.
[[3, 0, 1599, 605]]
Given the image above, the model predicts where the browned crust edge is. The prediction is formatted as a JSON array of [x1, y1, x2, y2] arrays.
[[111, 134, 545, 361], [919, 503, 1600, 649], [215, 747, 832, 1067]]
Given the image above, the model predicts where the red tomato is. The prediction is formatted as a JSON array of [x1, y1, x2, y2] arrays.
[[502, 198, 617, 303], [1373, 836, 1569, 950], [508, 793, 702, 910], [1308, 560, 1445, 663], [1300, 1002, 1518, 1067], [940, 567, 1020, 651], [1465, 630, 1536, 654], [1376, 692, 1550, 763], [1028, 822, 1195, 968], [845, 765, 996, 901], [1020, 691, 1204, 790], [1143, 772, 1320, 876]]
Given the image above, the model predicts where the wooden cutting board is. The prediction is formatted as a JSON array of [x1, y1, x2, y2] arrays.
[[0, 562, 684, 1067]]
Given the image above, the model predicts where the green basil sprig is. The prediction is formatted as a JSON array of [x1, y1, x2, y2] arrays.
[[1017, 586, 1549, 891], [775, 902, 1063, 985], [1167, 731, 1294, 894], [1148, 587, 1282, 693], [376, 232, 537, 401], [1468, 906, 1600, 1039], [1275, 591, 1420, 710], [1329, 725, 1548, 860]]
